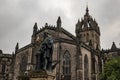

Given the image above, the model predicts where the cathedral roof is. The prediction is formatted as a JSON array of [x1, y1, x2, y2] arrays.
[[102, 42, 119, 53], [36, 17, 76, 40], [0, 53, 12, 58], [111, 42, 117, 50]]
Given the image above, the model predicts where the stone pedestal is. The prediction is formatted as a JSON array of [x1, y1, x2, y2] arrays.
[[29, 71, 55, 80], [18, 76, 29, 80]]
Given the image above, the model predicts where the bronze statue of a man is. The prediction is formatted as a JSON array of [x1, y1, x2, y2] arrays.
[[35, 32, 54, 72]]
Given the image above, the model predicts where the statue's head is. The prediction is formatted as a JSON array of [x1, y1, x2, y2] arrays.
[[43, 31, 49, 39]]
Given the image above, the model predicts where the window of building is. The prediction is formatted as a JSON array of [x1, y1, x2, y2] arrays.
[[20, 53, 28, 73], [92, 58, 96, 80], [1, 64, 6, 74], [63, 50, 71, 80], [84, 55, 89, 80]]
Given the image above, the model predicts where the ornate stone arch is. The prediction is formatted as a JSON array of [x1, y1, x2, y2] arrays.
[[84, 54, 89, 80]]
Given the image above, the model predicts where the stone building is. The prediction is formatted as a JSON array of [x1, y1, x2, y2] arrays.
[[0, 50, 14, 80], [102, 42, 120, 63], [0, 7, 120, 80]]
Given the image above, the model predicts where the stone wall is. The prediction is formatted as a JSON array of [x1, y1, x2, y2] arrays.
[[13, 47, 32, 80]]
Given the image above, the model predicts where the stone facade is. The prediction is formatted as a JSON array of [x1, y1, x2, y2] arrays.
[[0, 7, 120, 80], [0, 50, 13, 80]]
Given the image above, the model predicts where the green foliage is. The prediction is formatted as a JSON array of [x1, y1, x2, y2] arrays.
[[100, 57, 120, 80]]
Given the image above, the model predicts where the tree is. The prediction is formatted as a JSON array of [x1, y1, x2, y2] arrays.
[[100, 57, 120, 80]]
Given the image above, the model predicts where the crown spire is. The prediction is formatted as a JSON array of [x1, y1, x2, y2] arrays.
[[85, 5, 89, 16], [86, 5, 89, 12]]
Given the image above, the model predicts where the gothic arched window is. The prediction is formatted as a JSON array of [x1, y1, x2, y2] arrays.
[[84, 55, 89, 80], [63, 50, 71, 80], [92, 57, 96, 80], [20, 53, 28, 73]]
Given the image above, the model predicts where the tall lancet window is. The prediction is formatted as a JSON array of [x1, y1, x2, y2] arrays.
[[20, 52, 28, 73], [63, 50, 71, 80], [84, 55, 89, 80]]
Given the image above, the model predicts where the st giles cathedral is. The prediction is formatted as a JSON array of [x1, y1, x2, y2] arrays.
[[0, 6, 120, 80]]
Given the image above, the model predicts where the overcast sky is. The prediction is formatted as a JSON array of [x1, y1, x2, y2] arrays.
[[0, 0, 120, 53]]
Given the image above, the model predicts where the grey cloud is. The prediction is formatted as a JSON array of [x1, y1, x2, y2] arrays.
[[0, 0, 120, 52], [99, 0, 120, 48], [97, 0, 120, 27]]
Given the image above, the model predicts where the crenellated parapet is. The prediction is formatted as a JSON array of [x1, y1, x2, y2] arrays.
[[37, 24, 56, 34]]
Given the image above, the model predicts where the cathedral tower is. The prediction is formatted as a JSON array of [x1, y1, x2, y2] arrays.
[[76, 6, 100, 49]]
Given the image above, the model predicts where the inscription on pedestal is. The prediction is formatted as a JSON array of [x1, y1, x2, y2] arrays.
[[30, 71, 55, 80]]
